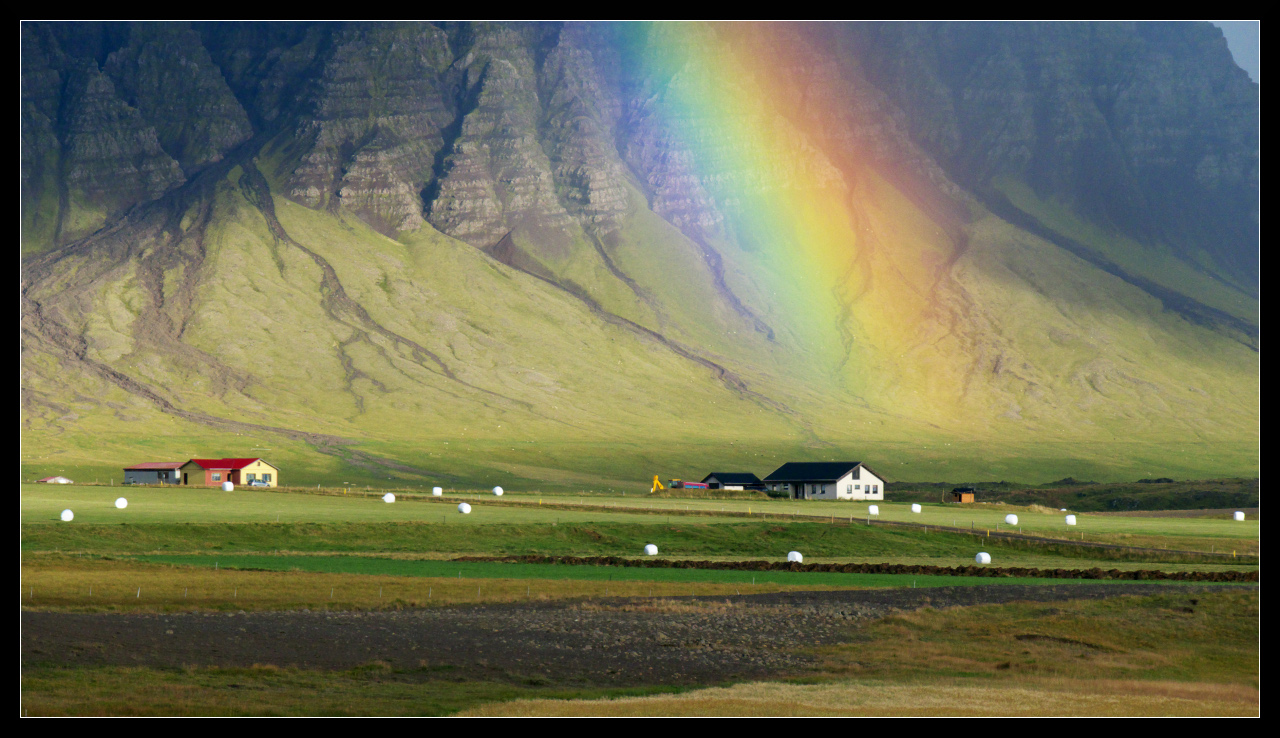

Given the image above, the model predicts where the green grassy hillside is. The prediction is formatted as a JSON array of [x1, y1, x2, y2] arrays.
[[21, 153, 1259, 488]]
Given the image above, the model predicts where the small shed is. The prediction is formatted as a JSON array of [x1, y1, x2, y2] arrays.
[[950, 487, 975, 503], [124, 462, 184, 485]]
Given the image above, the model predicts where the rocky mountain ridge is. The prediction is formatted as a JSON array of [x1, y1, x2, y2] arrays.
[[23, 22, 1257, 280]]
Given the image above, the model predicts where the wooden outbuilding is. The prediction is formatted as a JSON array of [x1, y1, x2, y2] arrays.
[[950, 488, 975, 503]]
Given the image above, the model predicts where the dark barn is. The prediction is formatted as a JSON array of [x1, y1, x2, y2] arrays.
[[123, 462, 184, 485]]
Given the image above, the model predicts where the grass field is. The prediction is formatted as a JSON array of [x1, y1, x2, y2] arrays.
[[885, 478, 1258, 513], [23, 484, 1260, 540], [22, 483, 1259, 716], [23, 484, 1260, 559], [463, 677, 1259, 716], [24, 555, 1202, 612], [27, 518, 1254, 564], [19, 556, 857, 612], [19, 485, 700, 526], [20, 666, 687, 717]]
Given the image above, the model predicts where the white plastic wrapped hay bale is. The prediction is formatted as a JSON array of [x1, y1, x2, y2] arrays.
[[787, 551, 803, 563], [1065, 514, 1077, 525], [432, 487, 443, 496], [60, 509, 74, 522], [492, 486, 504, 496], [1004, 513, 1018, 525], [1234, 511, 1246, 521], [911, 504, 922, 513], [644, 544, 658, 556], [458, 502, 472, 514], [222, 481, 234, 492], [382, 493, 396, 503], [868, 505, 879, 516], [975, 552, 991, 564], [115, 497, 128, 509]]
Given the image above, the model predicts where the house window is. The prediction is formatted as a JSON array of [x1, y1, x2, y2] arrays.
[[247, 473, 257, 481], [855, 484, 861, 490], [212, 473, 221, 481], [263, 474, 272, 483], [847, 484, 852, 493]]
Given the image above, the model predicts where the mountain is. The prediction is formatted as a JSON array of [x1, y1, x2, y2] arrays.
[[20, 22, 1259, 487]]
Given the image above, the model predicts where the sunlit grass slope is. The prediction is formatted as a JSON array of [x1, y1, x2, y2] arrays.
[[22, 145, 1258, 487]]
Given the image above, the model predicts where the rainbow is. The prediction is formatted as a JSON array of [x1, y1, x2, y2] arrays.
[[625, 22, 970, 412]]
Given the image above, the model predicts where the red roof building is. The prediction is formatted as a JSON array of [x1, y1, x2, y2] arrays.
[[178, 458, 279, 487], [186, 458, 263, 470]]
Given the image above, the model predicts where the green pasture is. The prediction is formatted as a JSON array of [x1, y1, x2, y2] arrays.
[[22, 485, 1260, 569], [495, 494, 1260, 543], [22, 485, 1259, 541], [19, 484, 722, 527], [22, 521, 1257, 571], [125, 554, 1225, 589]]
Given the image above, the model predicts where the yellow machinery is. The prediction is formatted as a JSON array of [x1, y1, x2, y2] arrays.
[[651, 475, 665, 493]]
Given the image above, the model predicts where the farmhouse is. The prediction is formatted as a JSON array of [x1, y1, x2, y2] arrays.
[[700, 472, 764, 490], [123, 462, 184, 485], [763, 461, 884, 500], [178, 458, 279, 487]]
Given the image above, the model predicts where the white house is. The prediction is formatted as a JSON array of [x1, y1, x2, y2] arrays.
[[762, 462, 884, 500]]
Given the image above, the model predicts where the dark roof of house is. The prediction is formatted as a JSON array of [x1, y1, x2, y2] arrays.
[[700, 472, 762, 484], [124, 462, 185, 470], [763, 462, 864, 482], [185, 458, 273, 470]]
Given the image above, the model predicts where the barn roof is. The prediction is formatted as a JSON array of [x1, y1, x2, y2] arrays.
[[763, 462, 864, 482], [185, 458, 271, 470], [700, 472, 762, 484], [124, 462, 185, 470]]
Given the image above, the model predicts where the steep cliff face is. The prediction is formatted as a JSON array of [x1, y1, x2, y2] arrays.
[[286, 24, 453, 234], [20, 22, 1260, 484], [20, 25, 66, 250], [425, 24, 576, 246], [61, 62, 187, 200], [849, 22, 1259, 285], [103, 23, 254, 173], [537, 23, 631, 231], [20, 22, 252, 250]]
